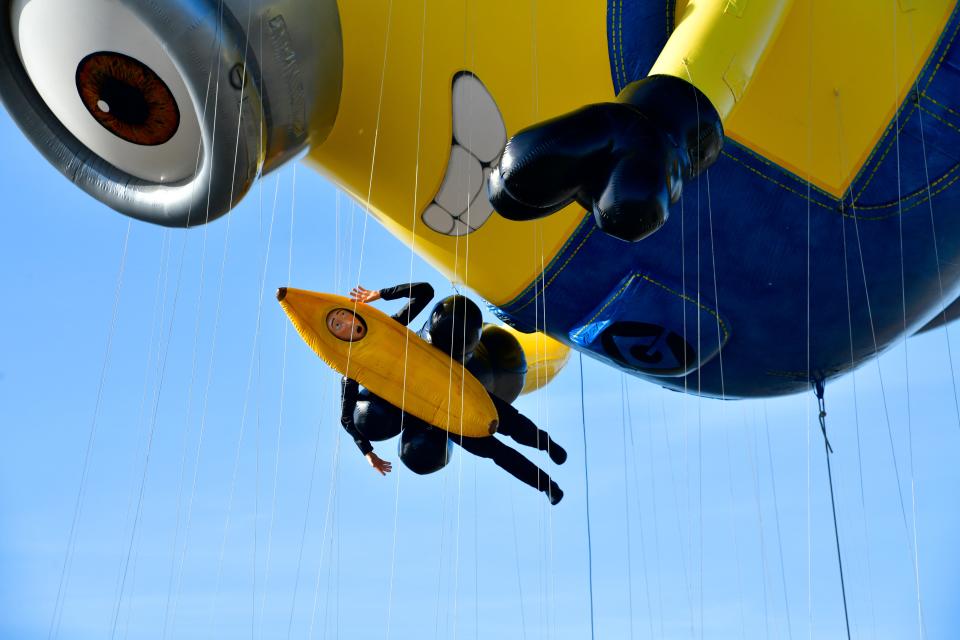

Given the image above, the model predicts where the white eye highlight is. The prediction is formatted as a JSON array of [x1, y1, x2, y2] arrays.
[[11, 0, 201, 182]]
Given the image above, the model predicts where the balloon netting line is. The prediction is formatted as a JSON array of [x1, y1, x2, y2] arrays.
[[579, 354, 597, 640], [162, 28, 232, 632], [891, 7, 925, 636], [158, 36, 223, 633], [256, 165, 298, 638], [198, 2, 260, 631], [47, 220, 131, 640], [763, 402, 796, 639], [834, 88, 925, 637], [619, 374, 637, 639]]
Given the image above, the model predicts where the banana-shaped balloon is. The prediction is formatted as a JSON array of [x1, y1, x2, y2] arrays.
[[277, 287, 498, 438]]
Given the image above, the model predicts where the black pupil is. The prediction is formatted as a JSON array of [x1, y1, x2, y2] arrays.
[[99, 77, 149, 125]]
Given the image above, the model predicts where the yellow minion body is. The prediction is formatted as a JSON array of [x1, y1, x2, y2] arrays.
[[306, 0, 954, 304]]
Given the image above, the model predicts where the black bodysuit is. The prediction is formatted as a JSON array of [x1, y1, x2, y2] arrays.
[[339, 282, 435, 455], [338, 283, 560, 494]]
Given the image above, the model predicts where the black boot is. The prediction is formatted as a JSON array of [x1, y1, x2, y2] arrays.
[[547, 440, 567, 465], [488, 75, 723, 243], [546, 481, 564, 506]]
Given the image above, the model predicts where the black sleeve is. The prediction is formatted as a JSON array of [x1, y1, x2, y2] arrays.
[[340, 377, 373, 456], [378, 282, 435, 326]]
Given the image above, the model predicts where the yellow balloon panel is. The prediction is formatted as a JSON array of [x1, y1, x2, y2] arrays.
[[724, 0, 955, 196], [309, 0, 611, 304]]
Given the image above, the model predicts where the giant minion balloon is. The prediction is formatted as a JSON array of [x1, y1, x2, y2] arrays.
[[2, 0, 960, 397]]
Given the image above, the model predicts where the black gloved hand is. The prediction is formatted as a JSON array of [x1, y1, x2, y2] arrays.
[[488, 75, 723, 243]]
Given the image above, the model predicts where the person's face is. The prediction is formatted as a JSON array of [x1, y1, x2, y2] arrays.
[[326, 308, 366, 342]]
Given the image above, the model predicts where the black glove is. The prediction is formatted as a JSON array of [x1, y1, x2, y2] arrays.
[[488, 74, 723, 243]]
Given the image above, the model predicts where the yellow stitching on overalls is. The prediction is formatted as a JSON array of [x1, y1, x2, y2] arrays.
[[922, 7, 960, 93], [512, 225, 598, 313], [506, 218, 591, 308], [899, 170, 960, 214], [853, 103, 918, 200], [618, 0, 628, 89], [728, 143, 838, 201], [569, 273, 639, 340], [571, 273, 730, 344], [514, 4, 960, 315], [720, 151, 837, 211], [853, 159, 960, 211], [920, 104, 960, 134], [640, 274, 730, 342], [850, 7, 959, 200], [611, 0, 624, 91], [847, 168, 959, 220], [609, 2, 618, 90], [923, 93, 960, 119], [835, 6, 960, 214]]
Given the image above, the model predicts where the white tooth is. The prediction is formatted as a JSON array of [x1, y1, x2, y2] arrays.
[[449, 218, 473, 236], [459, 175, 495, 230], [434, 145, 483, 217], [451, 74, 507, 164], [421, 203, 456, 235], [12, 0, 201, 183]]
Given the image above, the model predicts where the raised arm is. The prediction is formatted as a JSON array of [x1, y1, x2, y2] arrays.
[[370, 282, 435, 327]]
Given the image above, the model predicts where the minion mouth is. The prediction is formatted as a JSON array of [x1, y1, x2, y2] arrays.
[[420, 72, 506, 237]]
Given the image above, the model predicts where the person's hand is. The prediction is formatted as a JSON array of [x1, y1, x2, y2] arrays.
[[365, 452, 392, 475], [350, 286, 381, 304]]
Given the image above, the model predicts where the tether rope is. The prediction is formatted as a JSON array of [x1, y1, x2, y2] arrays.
[[722, 426, 748, 639], [813, 381, 852, 640], [836, 91, 925, 622], [508, 487, 530, 640], [108, 229, 169, 633], [159, 137, 214, 637], [209, 134, 282, 628], [623, 375, 657, 636], [46, 220, 131, 640], [202, 1, 266, 626], [113, 85, 224, 633], [626, 380, 662, 636], [163, 60, 231, 634], [803, 5, 814, 637], [579, 354, 597, 640], [743, 408, 773, 639], [306, 426, 346, 639], [891, 6, 925, 636], [908, 34, 960, 434], [284, 392, 336, 640], [762, 403, 795, 639], [658, 396, 696, 626], [111, 222, 190, 640], [619, 375, 636, 639], [166, 2, 251, 631], [257, 165, 299, 638]]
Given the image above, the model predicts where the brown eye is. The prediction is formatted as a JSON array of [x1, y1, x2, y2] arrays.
[[75, 51, 180, 146]]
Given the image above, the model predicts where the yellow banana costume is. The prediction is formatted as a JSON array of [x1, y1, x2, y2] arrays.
[[277, 287, 498, 438]]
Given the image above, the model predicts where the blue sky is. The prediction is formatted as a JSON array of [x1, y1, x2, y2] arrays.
[[1, 107, 959, 639]]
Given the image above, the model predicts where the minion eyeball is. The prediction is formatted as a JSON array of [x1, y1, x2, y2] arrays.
[[1, 0, 342, 226]]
